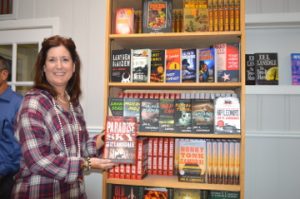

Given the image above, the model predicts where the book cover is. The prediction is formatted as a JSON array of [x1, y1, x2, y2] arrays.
[[143, 187, 169, 199], [214, 96, 240, 134], [159, 98, 175, 132], [178, 139, 207, 183], [111, 49, 131, 82], [208, 191, 240, 199], [104, 116, 137, 164], [151, 49, 165, 83], [131, 49, 151, 83], [165, 48, 181, 83], [191, 99, 214, 133], [198, 47, 215, 82], [245, 54, 256, 85], [115, 8, 135, 34], [174, 99, 192, 133], [218, 0, 224, 31], [108, 97, 123, 116], [255, 52, 278, 85], [123, 98, 141, 123], [173, 189, 201, 199], [291, 53, 300, 85], [182, 48, 197, 82], [140, 98, 160, 132], [110, 184, 144, 199], [142, 0, 172, 33], [215, 43, 240, 82]]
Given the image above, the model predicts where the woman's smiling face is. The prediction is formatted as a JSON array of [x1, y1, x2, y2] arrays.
[[44, 45, 74, 92]]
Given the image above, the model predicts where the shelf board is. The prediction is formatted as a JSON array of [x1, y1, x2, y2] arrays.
[[138, 132, 241, 139], [246, 85, 300, 95], [109, 82, 243, 89], [107, 175, 240, 191], [110, 32, 242, 49]]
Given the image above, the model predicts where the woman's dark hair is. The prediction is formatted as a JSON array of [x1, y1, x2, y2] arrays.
[[34, 35, 81, 103]]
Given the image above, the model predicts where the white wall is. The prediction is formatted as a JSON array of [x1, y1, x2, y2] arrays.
[[6, 0, 300, 198]]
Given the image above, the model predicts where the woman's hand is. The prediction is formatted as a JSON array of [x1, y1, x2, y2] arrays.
[[96, 131, 105, 150], [90, 157, 115, 171]]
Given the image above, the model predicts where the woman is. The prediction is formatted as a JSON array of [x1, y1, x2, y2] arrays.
[[12, 35, 114, 199]]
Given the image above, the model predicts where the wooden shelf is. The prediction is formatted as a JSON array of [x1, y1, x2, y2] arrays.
[[110, 32, 242, 49], [107, 175, 240, 191], [108, 82, 242, 89], [138, 132, 241, 139]]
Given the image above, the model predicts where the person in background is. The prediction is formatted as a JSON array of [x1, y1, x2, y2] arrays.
[[11, 35, 114, 199], [0, 55, 23, 199]]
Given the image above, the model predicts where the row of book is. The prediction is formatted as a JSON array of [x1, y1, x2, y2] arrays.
[[109, 185, 240, 199], [109, 93, 240, 134], [106, 135, 240, 185], [111, 43, 240, 83], [115, 0, 240, 34]]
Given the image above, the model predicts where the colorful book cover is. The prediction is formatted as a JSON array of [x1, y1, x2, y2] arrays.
[[143, 187, 169, 199], [182, 48, 197, 82], [198, 47, 215, 82], [115, 8, 135, 34], [245, 54, 256, 85], [178, 139, 207, 183], [111, 49, 131, 82], [109, 184, 144, 199], [291, 53, 300, 85], [173, 189, 201, 199], [174, 99, 192, 133], [159, 98, 175, 132], [191, 99, 214, 133], [255, 52, 278, 85], [123, 98, 141, 123], [215, 43, 240, 82], [142, 0, 172, 33], [104, 116, 137, 164], [214, 96, 240, 134], [165, 48, 181, 83], [131, 49, 151, 83], [218, 0, 224, 31], [150, 49, 165, 83], [140, 98, 160, 132], [108, 97, 123, 116]]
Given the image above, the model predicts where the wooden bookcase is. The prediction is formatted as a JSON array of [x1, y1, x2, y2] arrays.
[[102, 0, 245, 198]]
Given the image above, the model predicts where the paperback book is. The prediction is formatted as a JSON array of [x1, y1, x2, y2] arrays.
[[115, 8, 135, 34], [150, 49, 165, 83], [165, 48, 181, 83], [140, 98, 160, 132], [198, 47, 215, 82], [104, 116, 137, 164], [191, 99, 214, 133], [142, 0, 173, 33], [174, 99, 192, 133], [123, 98, 141, 122], [182, 48, 197, 82], [131, 49, 151, 83], [255, 52, 278, 85], [108, 97, 123, 116], [291, 53, 300, 85], [245, 54, 255, 85], [159, 98, 175, 132]]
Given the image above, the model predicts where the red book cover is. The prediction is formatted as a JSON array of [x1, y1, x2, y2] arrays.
[[168, 138, 175, 176], [148, 138, 153, 174], [152, 137, 158, 175], [115, 8, 135, 34], [104, 116, 137, 164], [158, 138, 164, 175], [163, 138, 169, 175]]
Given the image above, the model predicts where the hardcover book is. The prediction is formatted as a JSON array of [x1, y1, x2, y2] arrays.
[[174, 99, 192, 133], [108, 97, 123, 116], [178, 139, 207, 183], [115, 8, 135, 34], [150, 49, 165, 83], [109, 184, 144, 199], [131, 49, 151, 83], [165, 48, 181, 83], [208, 191, 240, 199], [245, 54, 256, 85], [140, 98, 160, 132], [215, 43, 240, 82], [142, 0, 172, 33], [159, 98, 175, 132], [214, 96, 240, 134], [182, 48, 197, 82], [198, 47, 215, 82], [111, 49, 131, 82], [255, 52, 278, 85], [191, 99, 214, 133], [104, 116, 137, 164], [291, 53, 300, 85], [143, 187, 169, 199]]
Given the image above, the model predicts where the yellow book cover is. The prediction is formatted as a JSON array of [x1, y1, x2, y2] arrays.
[[229, 0, 235, 31], [206, 139, 213, 183], [228, 140, 235, 184], [218, 0, 224, 31], [212, 0, 218, 31], [234, 141, 240, 184], [212, 140, 218, 183], [223, 140, 229, 184], [234, 0, 240, 30], [208, 0, 214, 31], [217, 140, 224, 184], [224, 0, 229, 31]]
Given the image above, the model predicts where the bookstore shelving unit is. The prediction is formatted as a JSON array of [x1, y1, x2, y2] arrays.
[[103, 0, 246, 198]]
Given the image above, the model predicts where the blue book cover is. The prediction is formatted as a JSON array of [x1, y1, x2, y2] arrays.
[[198, 47, 215, 82], [291, 53, 300, 85], [182, 49, 197, 82]]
